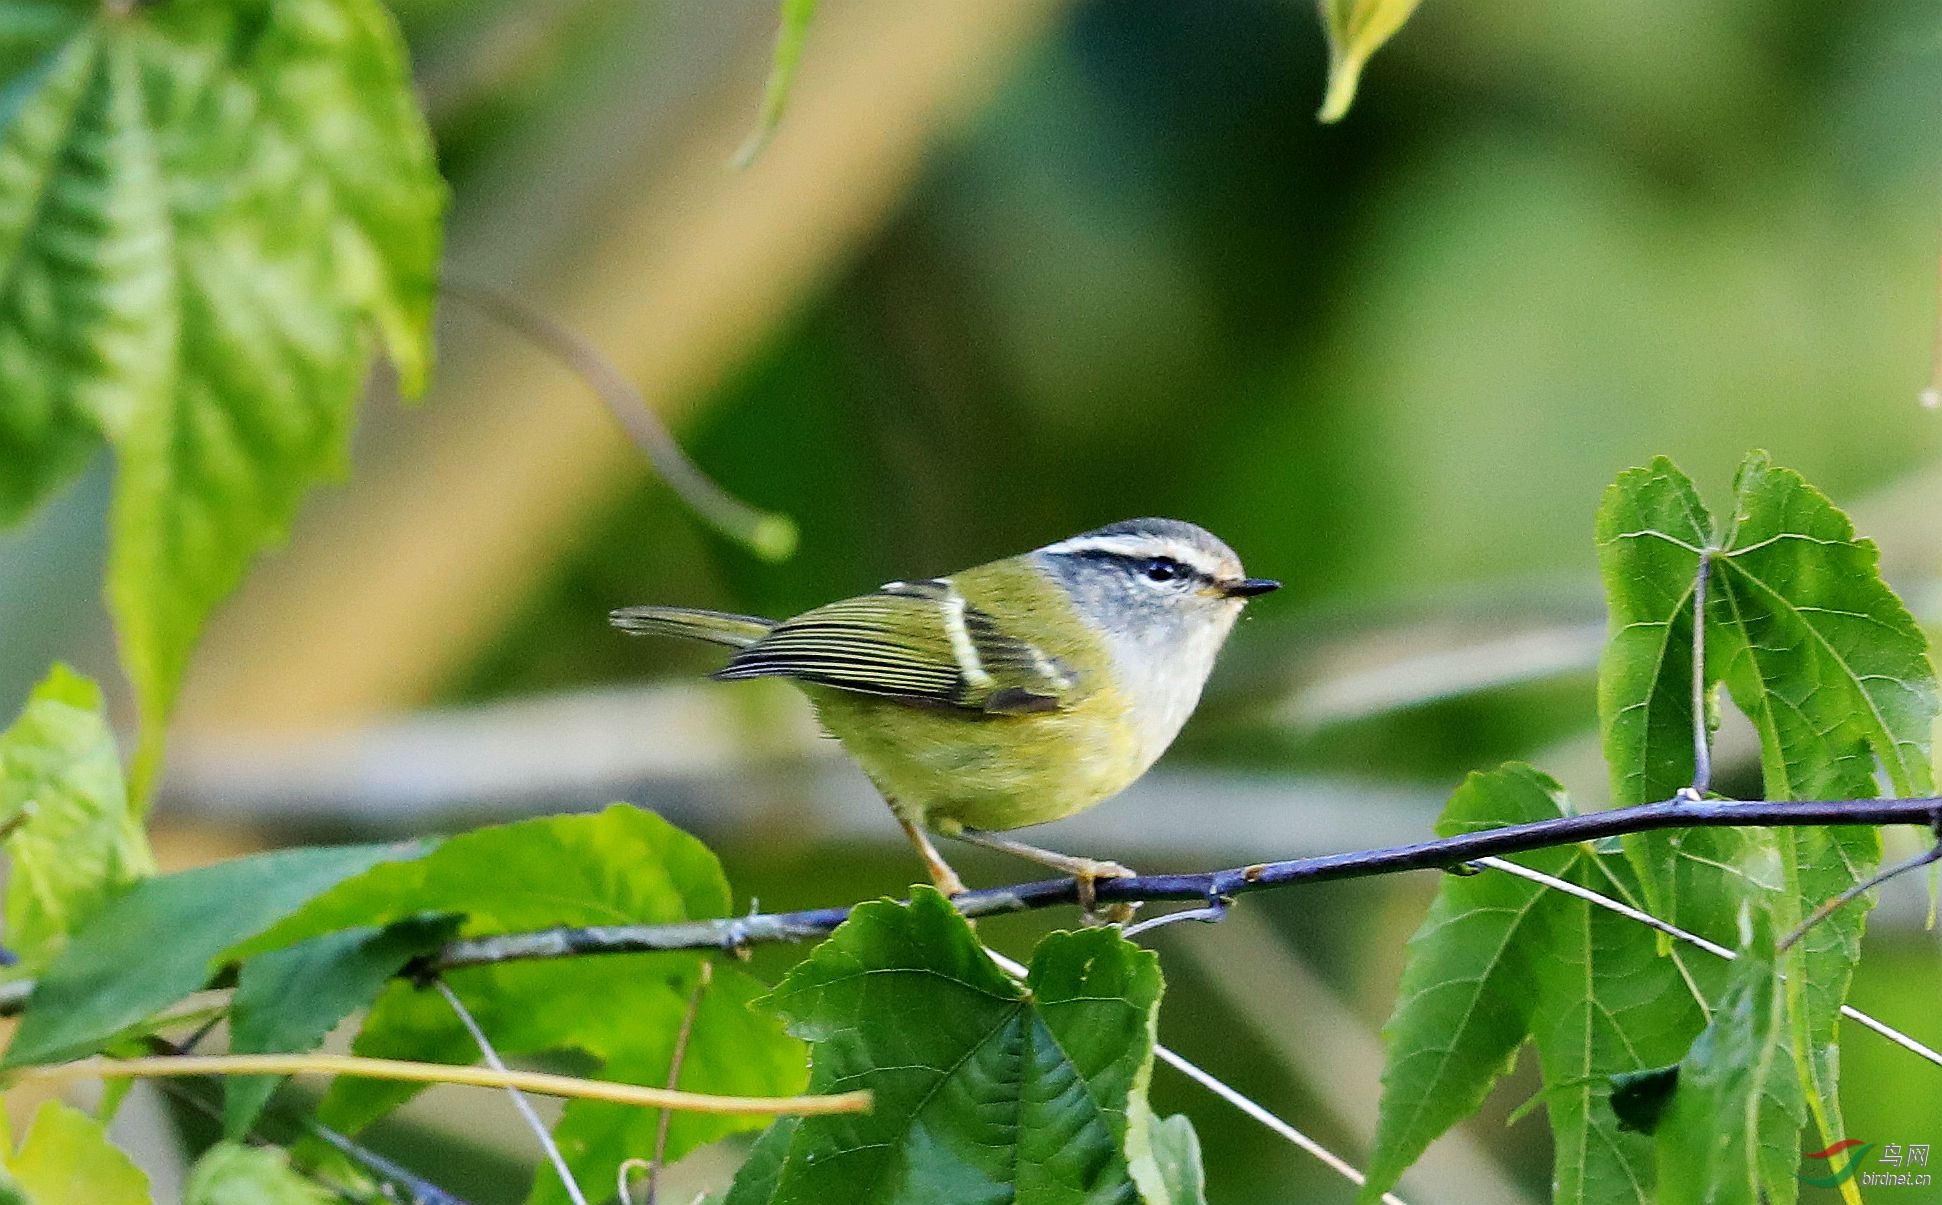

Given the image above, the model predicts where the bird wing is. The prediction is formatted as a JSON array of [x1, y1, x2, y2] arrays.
[[714, 579, 1079, 713]]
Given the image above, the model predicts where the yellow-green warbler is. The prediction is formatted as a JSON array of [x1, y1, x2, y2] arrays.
[[612, 518, 1278, 896]]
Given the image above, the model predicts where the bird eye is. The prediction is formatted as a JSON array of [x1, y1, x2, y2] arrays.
[[1142, 557, 1183, 583]]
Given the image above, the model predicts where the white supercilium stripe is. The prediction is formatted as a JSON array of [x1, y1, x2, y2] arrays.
[[1040, 533, 1223, 579], [940, 581, 993, 687]]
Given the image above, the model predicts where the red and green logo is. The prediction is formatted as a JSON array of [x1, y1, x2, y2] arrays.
[[1799, 1139, 1876, 1187]]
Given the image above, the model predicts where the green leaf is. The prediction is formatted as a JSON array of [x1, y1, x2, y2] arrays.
[[1361, 764, 1575, 1202], [745, 888, 1162, 1205], [1316, 0, 1424, 122], [0, 0, 444, 791], [721, 1118, 798, 1205], [1525, 856, 1706, 1205], [224, 914, 458, 1140], [1655, 917, 1804, 1205], [283, 806, 802, 1205], [1608, 1066, 1678, 1135], [0, 664, 152, 971], [1595, 457, 1714, 810], [1364, 765, 1712, 1205], [1138, 1114, 1208, 1205], [5, 1100, 149, 1205], [185, 1142, 332, 1205], [733, 0, 817, 167], [4, 840, 422, 1066], [1594, 452, 1938, 1181]]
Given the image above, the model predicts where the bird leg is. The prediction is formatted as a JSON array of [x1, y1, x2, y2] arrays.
[[937, 823, 1136, 921], [897, 817, 968, 897]]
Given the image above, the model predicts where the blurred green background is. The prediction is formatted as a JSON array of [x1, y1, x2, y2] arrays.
[[3, 0, 1940, 1200]]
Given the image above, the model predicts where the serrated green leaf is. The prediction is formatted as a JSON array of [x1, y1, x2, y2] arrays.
[[3, 840, 422, 1066], [0, 664, 152, 971], [6, 1100, 149, 1205], [1656, 916, 1804, 1205], [0, 0, 443, 792], [1595, 457, 1714, 811], [1365, 765, 1713, 1205], [224, 914, 458, 1140], [1526, 859, 1706, 1205], [1316, 0, 1423, 122], [282, 806, 801, 1205], [721, 1117, 798, 1205], [1361, 764, 1575, 1202], [185, 1142, 332, 1205], [1594, 452, 1938, 1192], [748, 888, 1161, 1205]]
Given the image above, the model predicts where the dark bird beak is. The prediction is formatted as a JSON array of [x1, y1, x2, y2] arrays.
[[1220, 577, 1281, 598]]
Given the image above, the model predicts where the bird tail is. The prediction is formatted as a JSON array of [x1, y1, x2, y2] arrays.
[[608, 606, 777, 649]]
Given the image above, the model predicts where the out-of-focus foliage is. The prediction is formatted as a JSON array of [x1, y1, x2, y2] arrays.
[[0, 0, 443, 786], [1316, 0, 1423, 121], [183, 1143, 334, 1205], [736, 0, 820, 167], [0, 664, 150, 972], [4, 1100, 148, 1205]]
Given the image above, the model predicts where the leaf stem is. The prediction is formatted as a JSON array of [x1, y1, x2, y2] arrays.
[[7, 1053, 872, 1115], [1477, 856, 1942, 1068], [642, 961, 712, 1205], [1687, 549, 1713, 798]]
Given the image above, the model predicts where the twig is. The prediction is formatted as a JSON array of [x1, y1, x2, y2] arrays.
[[1778, 839, 1942, 953], [640, 962, 713, 1205], [143, 1032, 472, 1205], [1155, 1046, 1407, 1205], [437, 980, 587, 1205], [978, 946, 1407, 1205], [1477, 856, 1942, 1068], [307, 1121, 476, 1205], [420, 794, 1942, 971], [1121, 899, 1229, 939], [441, 279, 796, 560], [1684, 550, 1713, 799], [9, 1053, 873, 1114]]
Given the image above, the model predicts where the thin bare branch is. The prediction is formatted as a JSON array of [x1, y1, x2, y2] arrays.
[[438, 980, 587, 1205], [1778, 838, 1942, 953], [416, 794, 1942, 972], [442, 279, 797, 560], [1156, 1045, 1408, 1205], [10, 1053, 874, 1114], [1477, 856, 1942, 1069]]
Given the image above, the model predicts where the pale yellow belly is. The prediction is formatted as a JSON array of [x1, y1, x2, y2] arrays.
[[809, 686, 1148, 831]]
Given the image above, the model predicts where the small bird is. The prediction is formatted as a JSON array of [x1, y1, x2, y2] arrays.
[[611, 518, 1279, 898]]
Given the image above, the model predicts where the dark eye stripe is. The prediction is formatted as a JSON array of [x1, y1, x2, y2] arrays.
[[1066, 548, 1211, 584]]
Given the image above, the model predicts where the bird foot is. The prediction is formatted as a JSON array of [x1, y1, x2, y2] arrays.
[[1074, 859, 1138, 925]]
